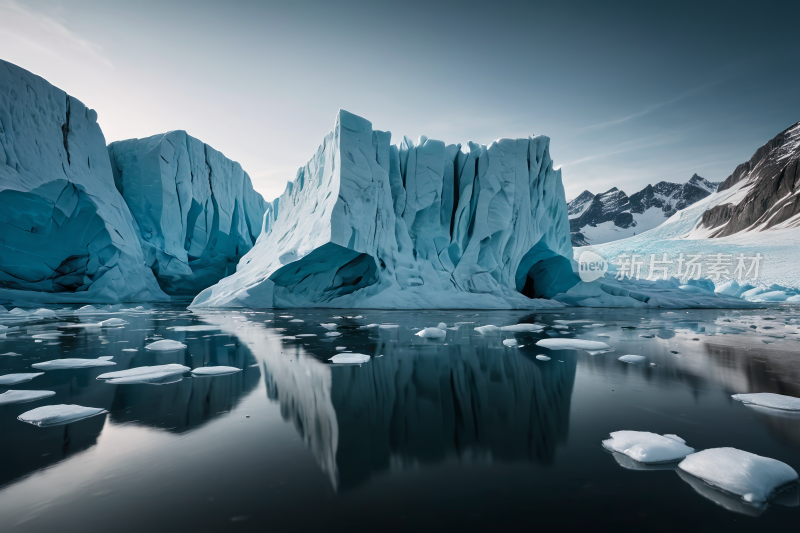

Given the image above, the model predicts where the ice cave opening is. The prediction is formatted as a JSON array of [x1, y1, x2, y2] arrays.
[[0, 180, 114, 293], [269, 243, 379, 305], [515, 237, 579, 299]]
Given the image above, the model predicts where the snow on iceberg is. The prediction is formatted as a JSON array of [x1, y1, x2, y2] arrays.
[[0, 373, 43, 385], [18, 404, 107, 427], [0, 60, 168, 304], [190, 110, 576, 309], [97, 364, 190, 384], [32, 358, 116, 370], [191, 366, 242, 376], [0, 390, 56, 405], [109, 130, 268, 296], [678, 448, 798, 504], [603, 430, 695, 464], [731, 393, 800, 412], [144, 339, 187, 351]]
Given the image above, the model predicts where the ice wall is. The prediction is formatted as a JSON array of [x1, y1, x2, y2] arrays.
[[108, 131, 268, 296], [0, 60, 167, 303], [191, 110, 577, 309]]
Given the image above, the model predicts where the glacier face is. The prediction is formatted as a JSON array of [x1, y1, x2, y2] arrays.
[[191, 110, 578, 309], [108, 131, 268, 296], [0, 60, 168, 303]]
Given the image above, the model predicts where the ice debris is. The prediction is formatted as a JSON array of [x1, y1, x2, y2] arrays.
[[97, 364, 190, 385], [499, 323, 545, 332], [18, 404, 107, 427], [329, 353, 370, 365], [536, 338, 612, 354], [603, 431, 695, 464], [731, 393, 800, 412], [0, 390, 56, 405]]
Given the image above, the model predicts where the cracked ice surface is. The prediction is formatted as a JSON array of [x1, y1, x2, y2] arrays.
[[190, 110, 575, 309], [0, 60, 168, 304]]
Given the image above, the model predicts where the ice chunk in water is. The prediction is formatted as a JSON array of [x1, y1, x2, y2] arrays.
[[32, 358, 117, 370], [0, 373, 43, 385], [0, 390, 56, 405], [289, 319, 304, 323], [619, 355, 647, 364], [18, 404, 107, 427], [378, 324, 399, 329], [603, 430, 695, 464], [499, 323, 545, 332], [319, 323, 338, 330], [99, 318, 128, 327], [325, 332, 342, 337], [416, 328, 447, 339], [536, 338, 612, 354], [191, 366, 242, 376], [168, 325, 220, 332], [732, 393, 800, 412], [74, 305, 105, 315], [474, 325, 500, 335], [33, 309, 57, 317], [1, 352, 21, 356], [97, 364, 190, 385], [144, 339, 187, 351], [536, 355, 551, 361], [329, 353, 370, 365], [122, 348, 138, 352], [678, 448, 799, 503]]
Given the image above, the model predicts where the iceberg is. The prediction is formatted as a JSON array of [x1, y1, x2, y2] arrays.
[[731, 393, 800, 412], [190, 110, 577, 309], [191, 366, 242, 376], [0, 60, 168, 304], [603, 430, 695, 464], [678, 448, 798, 504], [96, 364, 190, 384], [17, 404, 107, 427], [109, 130, 268, 296], [0, 389, 56, 405], [32, 357, 117, 370], [0, 372, 43, 385]]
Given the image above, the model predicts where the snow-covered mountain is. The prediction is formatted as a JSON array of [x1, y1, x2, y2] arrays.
[[569, 174, 719, 246]]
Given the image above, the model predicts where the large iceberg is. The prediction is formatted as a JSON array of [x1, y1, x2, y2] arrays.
[[191, 110, 578, 309], [108, 131, 268, 295], [0, 60, 168, 304]]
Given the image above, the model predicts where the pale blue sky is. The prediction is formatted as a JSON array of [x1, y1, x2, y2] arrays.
[[2, 0, 798, 201]]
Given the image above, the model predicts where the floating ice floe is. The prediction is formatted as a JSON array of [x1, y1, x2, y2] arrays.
[[99, 318, 128, 327], [97, 364, 190, 385], [289, 319, 304, 323], [474, 325, 500, 335], [296, 334, 317, 337], [678, 448, 798, 504], [0, 390, 56, 405], [416, 328, 447, 339], [0, 373, 43, 385], [32, 357, 116, 370], [191, 366, 242, 377], [144, 339, 187, 351], [319, 323, 338, 330], [499, 323, 545, 333], [329, 353, 370, 365], [1, 352, 21, 357], [168, 325, 220, 332], [18, 405, 107, 427], [121, 348, 138, 352], [535, 338, 612, 355], [379, 324, 399, 329], [536, 355, 551, 361], [73, 305, 106, 315], [731, 393, 800, 412], [503, 339, 519, 347], [603, 431, 695, 464], [325, 332, 342, 337], [619, 355, 647, 364]]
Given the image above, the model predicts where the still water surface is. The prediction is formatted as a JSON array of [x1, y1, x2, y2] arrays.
[[0, 305, 799, 531]]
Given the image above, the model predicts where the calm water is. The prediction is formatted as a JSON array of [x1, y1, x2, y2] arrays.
[[0, 305, 799, 531]]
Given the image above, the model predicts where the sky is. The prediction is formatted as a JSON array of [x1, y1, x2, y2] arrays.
[[1, 0, 798, 202]]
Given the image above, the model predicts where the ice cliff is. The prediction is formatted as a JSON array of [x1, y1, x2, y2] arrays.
[[0, 60, 167, 303], [108, 131, 268, 296], [190, 110, 578, 309]]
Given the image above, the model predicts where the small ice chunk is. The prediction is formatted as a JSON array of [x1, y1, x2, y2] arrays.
[[379, 324, 399, 329], [619, 355, 647, 364], [325, 332, 342, 337], [32, 358, 117, 370], [144, 340, 187, 351], [335, 346, 347, 350], [296, 334, 317, 337], [0, 390, 56, 405], [499, 323, 545, 333], [329, 353, 370, 364], [603, 431, 695, 464], [536, 339, 612, 353], [191, 366, 242, 377], [18, 404, 107, 427], [289, 319, 304, 323], [31, 332, 64, 339], [168, 325, 220, 332], [503, 339, 519, 347], [33, 309, 57, 317], [1, 352, 21, 356], [416, 327, 447, 339], [536, 355, 551, 361], [0, 373, 43, 385], [732, 393, 800, 412], [437, 322, 448, 329], [97, 364, 190, 385], [678, 448, 799, 503], [99, 318, 128, 327], [474, 325, 500, 335], [121, 348, 138, 352], [553, 325, 569, 330], [74, 305, 104, 315], [319, 323, 338, 330]]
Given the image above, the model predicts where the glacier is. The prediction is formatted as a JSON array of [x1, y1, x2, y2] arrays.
[[0, 60, 168, 304], [191, 110, 580, 309], [108, 131, 268, 296]]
